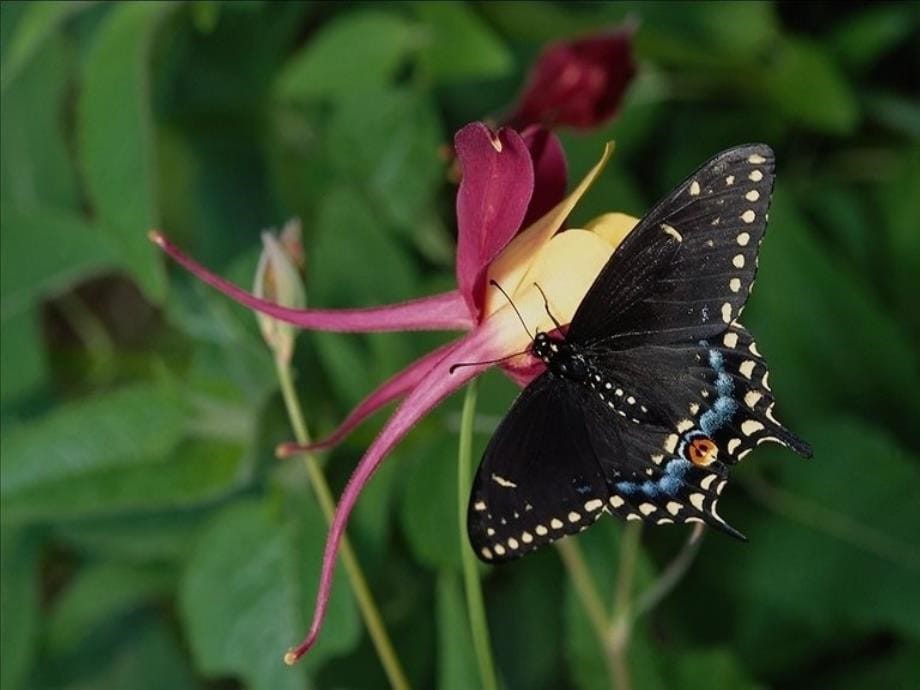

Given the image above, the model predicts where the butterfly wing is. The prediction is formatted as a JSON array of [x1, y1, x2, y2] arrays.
[[467, 373, 612, 563], [567, 144, 775, 348]]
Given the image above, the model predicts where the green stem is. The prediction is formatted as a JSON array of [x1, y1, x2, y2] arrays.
[[632, 523, 704, 619], [457, 381, 499, 690], [555, 539, 619, 689], [275, 357, 411, 690], [609, 521, 641, 690], [56, 292, 115, 375]]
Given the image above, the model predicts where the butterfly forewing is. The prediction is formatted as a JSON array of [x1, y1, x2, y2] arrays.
[[568, 145, 775, 348]]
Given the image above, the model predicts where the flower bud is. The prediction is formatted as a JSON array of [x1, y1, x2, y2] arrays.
[[253, 219, 306, 363]]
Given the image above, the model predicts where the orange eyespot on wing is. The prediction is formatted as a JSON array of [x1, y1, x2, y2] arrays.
[[687, 437, 719, 466]]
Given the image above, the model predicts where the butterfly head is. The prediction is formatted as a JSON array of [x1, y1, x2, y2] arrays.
[[532, 332, 588, 381]]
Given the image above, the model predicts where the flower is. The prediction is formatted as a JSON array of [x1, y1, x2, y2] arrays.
[[505, 26, 636, 131], [149, 122, 639, 662]]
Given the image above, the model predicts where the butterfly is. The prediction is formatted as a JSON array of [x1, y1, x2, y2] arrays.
[[468, 144, 812, 563]]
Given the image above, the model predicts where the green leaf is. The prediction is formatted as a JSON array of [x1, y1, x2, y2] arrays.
[[77, 1, 176, 300], [275, 10, 422, 103], [830, 4, 918, 71], [667, 648, 761, 690], [0, 306, 46, 405], [0, 528, 39, 690], [413, 2, 512, 82], [400, 436, 463, 570], [1, 29, 79, 210], [2, 439, 245, 522], [729, 418, 920, 671], [53, 617, 202, 690], [326, 88, 444, 231], [436, 570, 479, 690], [1, 384, 188, 497], [47, 563, 171, 655], [748, 188, 918, 431], [181, 493, 360, 690], [52, 509, 210, 564], [0, 0, 97, 93], [763, 38, 859, 134], [0, 204, 114, 318], [180, 500, 308, 690]]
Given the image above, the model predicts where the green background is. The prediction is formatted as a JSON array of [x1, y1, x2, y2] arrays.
[[1, 2, 918, 689]]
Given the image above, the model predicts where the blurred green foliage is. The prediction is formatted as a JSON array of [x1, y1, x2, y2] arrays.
[[1, 2, 918, 689]]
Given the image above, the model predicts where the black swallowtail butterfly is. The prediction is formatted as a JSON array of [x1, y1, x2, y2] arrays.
[[468, 144, 812, 563]]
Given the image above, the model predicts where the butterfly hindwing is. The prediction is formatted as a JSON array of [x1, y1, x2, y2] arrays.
[[468, 374, 611, 563], [568, 145, 776, 348]]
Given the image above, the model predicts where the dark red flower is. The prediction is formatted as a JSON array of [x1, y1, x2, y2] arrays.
[[506, 27, 636, 131]]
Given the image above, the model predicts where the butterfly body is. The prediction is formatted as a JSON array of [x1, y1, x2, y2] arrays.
[[468, 145, 812, 564]]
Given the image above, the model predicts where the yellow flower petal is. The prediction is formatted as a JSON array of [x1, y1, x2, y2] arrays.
[[584, 212, 638, 248], [484, 141, 615, 316]]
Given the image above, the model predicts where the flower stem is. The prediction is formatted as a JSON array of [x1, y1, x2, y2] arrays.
[[608, 521, 641, 690], [457, 381, 499, 690], [632, 523, 704, 619], [555, 539, 619, 689], [275, 357, 411, 690]]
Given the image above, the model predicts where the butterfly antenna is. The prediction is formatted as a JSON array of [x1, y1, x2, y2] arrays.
[[449, 348, 531, 375], [533, 283, 563, 331], [489, 279, 532, 338]]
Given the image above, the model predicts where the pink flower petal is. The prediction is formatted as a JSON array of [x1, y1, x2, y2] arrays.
[[285, 321, 509, 662], [519, 126, 568, 229], [149, 231, 473, 332], [454, 123, 534, 320], [506, 27, 636, 131], [279, 340, 460, 455]]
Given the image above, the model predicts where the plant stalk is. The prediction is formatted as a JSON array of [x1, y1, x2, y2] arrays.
[[275, 357, 410, 690]]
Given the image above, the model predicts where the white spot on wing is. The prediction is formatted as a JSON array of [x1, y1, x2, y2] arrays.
[[494, 544, 506, 556], [481, 547, 493, 560], [742, 419, 765, 436], [551, 518, 564, 530], [690, 493, 706, 510], [721, 302, 732, 323], [491, 474, 517, 488], [741, 210, 756, 224], [727, 438, 742, 454], [661, 224, 683, 242], [535, 525, 548, 536], [639, 503, 657, 515], [737, 232, 751, 246], [745, 190, 760, 202], [733, 254, 745, 268], [748, 153, 766, 164], [667, 501, 682, 515], [729, 278, 742, 293], [744, 390, 763, 408], [664, 434, 679, 454], [700, 474, 717, 491], [610, 496, 625, 508], [568, 511, 581, 523], [725, 175, 735, 186], [584, 499, 603, 512], [474, 501, 486, 511], [690, 180, 701, 196], [739, 360, 756, 379], [723, 332, 739, 348], [749, 169, 763, 182], [677, 419, 695, 433]]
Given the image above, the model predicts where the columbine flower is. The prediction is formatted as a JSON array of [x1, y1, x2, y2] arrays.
[[149, 122, 638, 661], [505, 26, 636, 131]]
